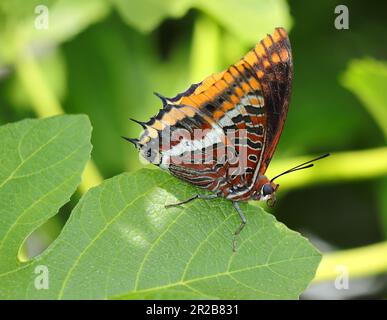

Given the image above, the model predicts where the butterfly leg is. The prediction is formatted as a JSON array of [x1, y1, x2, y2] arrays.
[[165, 194, 218, 208], [232, 201, 247, 252]]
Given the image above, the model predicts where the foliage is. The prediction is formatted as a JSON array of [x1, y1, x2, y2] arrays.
[[341, 58, 387, 236], [0, 115, 91, 280], [113, 0, 292, 42], [0, 0, 387, 300], [0, 116, 320, 299]]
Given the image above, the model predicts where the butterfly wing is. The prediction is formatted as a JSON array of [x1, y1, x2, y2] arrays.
[[134, 27, 293, 197], [254, 28, 293, 175]]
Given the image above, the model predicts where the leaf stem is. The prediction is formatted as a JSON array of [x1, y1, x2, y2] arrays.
[[15, 54, 103, 192], [313, 241, 387, 282]]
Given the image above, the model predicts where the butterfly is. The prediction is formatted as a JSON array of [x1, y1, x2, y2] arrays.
[[124, 27, 328, 250]]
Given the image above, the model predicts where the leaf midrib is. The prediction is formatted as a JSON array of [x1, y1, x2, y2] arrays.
[[0, 118, 79, 190]]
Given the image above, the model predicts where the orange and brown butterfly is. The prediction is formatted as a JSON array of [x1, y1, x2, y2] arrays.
[[124, 27, 328, 250]]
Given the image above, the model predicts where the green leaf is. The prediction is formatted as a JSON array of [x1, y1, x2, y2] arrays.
[[0, 165, 320, 299], [112, 0, 193, 33], [0, 0, 110, 64], [196, 0, 292, 44], [113, 0, 292, 44], [0, 115, 92, 275], [63, 17, 160, 176], [341, 58, 387, 139]]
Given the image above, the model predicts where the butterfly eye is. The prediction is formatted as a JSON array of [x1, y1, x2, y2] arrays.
[[262, 183, 274, 197]]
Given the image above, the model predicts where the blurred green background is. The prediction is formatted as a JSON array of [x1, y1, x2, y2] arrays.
[[1, 0, 387, 299]]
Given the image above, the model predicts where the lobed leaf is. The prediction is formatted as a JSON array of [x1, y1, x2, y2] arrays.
[[0, 151, 321, 299], [0, 115, 92, 278]]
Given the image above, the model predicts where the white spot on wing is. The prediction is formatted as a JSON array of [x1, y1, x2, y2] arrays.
[[161, 127, 223, 163]]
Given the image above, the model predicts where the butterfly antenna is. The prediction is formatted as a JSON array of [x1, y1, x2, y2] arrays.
[[270, 153, 330, 182]]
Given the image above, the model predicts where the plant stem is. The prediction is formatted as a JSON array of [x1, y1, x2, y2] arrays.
[[78, 161, 103, 194], [266, 147, 387, 282], [267, 147, 387, 190], [313, 241, 387, 282], [15, 54, 103, 192]]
